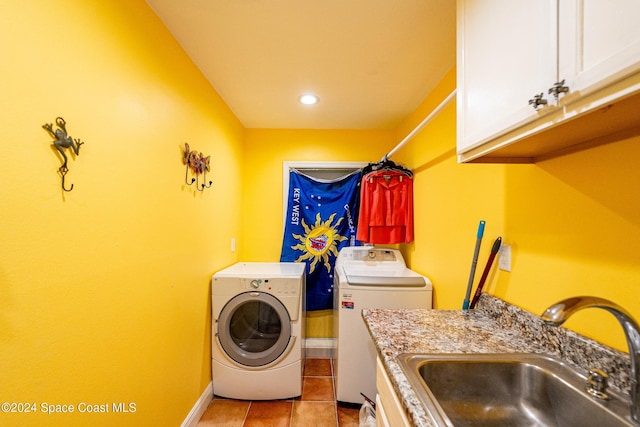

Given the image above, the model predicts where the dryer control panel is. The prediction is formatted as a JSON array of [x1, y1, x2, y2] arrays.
[[240, 277, 300, 296]]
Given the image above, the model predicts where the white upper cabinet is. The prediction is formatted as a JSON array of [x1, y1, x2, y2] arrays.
[[559, 0, 640, 100], [457, 0, 558, 153], [457, 0, 640, 163]]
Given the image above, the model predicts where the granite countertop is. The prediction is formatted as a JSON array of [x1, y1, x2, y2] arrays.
[[362, 294, 632, 427]]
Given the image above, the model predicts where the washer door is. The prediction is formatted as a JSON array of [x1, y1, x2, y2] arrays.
[[217, 291, 292, 367]]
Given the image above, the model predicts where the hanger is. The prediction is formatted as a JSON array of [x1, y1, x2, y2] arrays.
[[361, 157, 413, 178]]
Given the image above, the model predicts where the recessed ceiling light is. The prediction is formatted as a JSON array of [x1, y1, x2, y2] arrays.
[[299, 94, 319, 105]]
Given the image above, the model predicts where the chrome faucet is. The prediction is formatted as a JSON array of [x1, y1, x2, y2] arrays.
[[542, 296, 640, 423]]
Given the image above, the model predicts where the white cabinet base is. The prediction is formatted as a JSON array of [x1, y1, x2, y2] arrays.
[[375, 358, 411, 427]]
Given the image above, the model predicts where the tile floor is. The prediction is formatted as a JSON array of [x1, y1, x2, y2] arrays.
[[197, 358, 361, 426]]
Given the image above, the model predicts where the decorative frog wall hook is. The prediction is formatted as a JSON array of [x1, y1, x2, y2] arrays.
[[42, 117, 84, 191], [182, 143, 212, 191]]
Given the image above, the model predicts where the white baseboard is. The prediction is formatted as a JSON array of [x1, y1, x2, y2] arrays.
[[304, 338, 336, 358], [181, 381, 213, 427]]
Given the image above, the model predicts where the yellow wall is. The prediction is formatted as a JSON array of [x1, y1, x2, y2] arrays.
[[497, 138, 640, 351], [394, 69, 506, 309], [1, 2, 243, 426], [241, 129, 395, 261], [394, 68, 640, 351]]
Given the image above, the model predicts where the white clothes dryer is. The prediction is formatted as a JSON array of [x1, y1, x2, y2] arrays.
[[212, 262, 305, 400], [333, 247, 432, 404]]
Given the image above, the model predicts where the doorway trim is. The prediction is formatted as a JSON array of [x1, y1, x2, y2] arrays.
[[282, 161, 367, 228]]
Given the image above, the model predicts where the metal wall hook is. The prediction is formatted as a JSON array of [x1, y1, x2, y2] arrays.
[[182, 143, 212, 191], [196, 171, 213, 191], [185, 164, 196, 186], [43, 116, 84, 192], [59, 167, 74, 192]]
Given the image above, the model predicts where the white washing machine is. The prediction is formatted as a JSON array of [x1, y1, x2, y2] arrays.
[[333, 247, 432, 404], [212, 262, 305, 400]]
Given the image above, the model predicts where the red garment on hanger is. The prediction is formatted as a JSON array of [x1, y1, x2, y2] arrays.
[[356, 169, 414, 244]]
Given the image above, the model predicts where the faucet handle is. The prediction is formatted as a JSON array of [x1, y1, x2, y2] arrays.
[[586, 368, 609, 400]]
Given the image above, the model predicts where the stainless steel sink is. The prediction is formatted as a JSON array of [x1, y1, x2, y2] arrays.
[[398, 353, 635, 427]]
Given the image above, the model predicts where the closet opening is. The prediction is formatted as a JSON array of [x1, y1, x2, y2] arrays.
[[281, 161, 367, 228]]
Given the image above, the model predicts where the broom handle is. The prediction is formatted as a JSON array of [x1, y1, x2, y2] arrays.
[[470, 237, 502, 309]]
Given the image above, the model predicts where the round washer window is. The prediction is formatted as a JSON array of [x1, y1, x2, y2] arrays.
[[217, 292, 292, 367]]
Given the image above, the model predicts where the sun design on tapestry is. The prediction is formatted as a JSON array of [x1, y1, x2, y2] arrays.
[[290, 212, 347, 273]]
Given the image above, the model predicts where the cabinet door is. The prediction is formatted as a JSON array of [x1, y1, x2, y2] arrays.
[[376, 358, 410, 427], [457, 0, 558, 153], [559, 0, 640, 101]]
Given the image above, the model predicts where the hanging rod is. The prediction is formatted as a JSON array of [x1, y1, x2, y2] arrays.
[[380, 89, 457, 163], [291, 167, 360, 172]]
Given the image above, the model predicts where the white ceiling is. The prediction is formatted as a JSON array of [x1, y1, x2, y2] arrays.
[[145, 0, 456, 130]]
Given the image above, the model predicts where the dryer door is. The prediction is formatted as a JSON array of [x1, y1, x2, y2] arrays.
[[217, 291, 292, 367]]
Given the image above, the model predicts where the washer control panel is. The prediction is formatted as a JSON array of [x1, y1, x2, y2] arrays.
[[336, 247, 406, 270]]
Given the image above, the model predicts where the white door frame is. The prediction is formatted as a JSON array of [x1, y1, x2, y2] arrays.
[[282, 161, 367, 229]]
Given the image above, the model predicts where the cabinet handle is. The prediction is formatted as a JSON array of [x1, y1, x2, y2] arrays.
[[549, 79, 570, 99], [528, 93, 548, 110]]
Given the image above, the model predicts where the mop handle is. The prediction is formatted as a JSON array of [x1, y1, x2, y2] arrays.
[[463, 220, 485, 310]]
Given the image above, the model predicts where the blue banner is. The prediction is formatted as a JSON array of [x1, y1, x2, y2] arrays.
[[280, 170, 362, 311]]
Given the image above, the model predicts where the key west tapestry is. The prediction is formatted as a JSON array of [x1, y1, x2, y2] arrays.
[[280, 169, 361, 311]]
